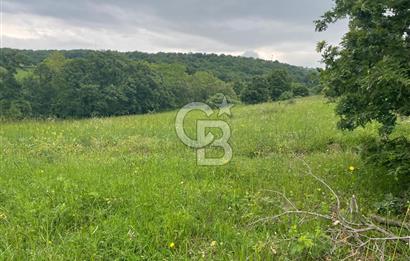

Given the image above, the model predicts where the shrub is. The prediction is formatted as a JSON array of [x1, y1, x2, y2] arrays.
[[362, 137, 410, 212], [206, 93, 240, 108], [278, 91, 294, 101], [240, 76, 270, 104], [292, 83, 309, 97], [362, 137, 410, 188]]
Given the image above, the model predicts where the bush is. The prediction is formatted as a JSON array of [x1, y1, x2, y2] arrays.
[[206, 93, 240, 108], [278, 91, 294, 101], [362, 137, 410, 212], [292, 83, 309, 97]]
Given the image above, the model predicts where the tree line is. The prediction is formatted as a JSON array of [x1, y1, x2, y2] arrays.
[[0, 48, 320, 119]]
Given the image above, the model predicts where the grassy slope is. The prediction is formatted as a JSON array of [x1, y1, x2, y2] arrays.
[[0, 96, 408, 259]]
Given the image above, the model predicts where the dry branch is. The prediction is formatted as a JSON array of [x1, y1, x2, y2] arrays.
[[370, 214, 410, 231], [250, 156, 410, 259]]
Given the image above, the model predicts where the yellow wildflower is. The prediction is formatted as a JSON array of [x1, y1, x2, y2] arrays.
[[348, 166, 355, 172], [210, 240, 217, 247], [169, 242, 175, 249], [0, 212, 7, 220]]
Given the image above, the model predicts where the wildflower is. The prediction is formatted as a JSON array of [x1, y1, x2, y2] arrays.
[[348, 166, 355, 172], [210, 240, 217, 247], [169, 242, 175, 249], [127, 229, 135, 240], [0, 212, 7, 220]]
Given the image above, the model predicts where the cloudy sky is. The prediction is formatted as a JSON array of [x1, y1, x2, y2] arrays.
[[1, 0, 347, 67]]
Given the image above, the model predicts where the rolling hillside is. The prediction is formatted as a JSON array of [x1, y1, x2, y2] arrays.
[[1, 96, 409, 259], [1, 48, 315, 83]]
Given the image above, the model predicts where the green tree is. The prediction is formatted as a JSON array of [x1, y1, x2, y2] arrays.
[[266, 69, 292, 100], [292, 83, 310, 97], [241, 76, 270, 104], [0, 66, 31, 118], [306, 70, 322, 94], [150, 63, 192, 107], [316, 0, 410, 136], [21, 51, 68, 117], [232, 80, 246, 95], [190, 71, 236, 102]]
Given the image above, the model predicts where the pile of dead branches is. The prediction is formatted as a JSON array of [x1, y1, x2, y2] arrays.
[[251, 158, 410, 260]]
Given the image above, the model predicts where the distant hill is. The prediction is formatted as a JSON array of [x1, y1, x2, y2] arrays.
[[1, 48, 315, 84]]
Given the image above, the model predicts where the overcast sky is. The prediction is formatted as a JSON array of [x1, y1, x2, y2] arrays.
[[1, 0, 347, 67]]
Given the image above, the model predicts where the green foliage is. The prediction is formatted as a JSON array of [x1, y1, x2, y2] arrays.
[[316, 0, 410, 136], [149, 63, 191, 107], [287, 225, 330, 258], [232, 80, 246, 95], [15, 69, 33, 83], [306, 70, 322, 94], [316, 0, 410, 201], [2, 51, 241, 119], [50, 53, 168, 117], [127, 52, 312, 84], [1, 49, 320, 119], [0, 99, 31, 119], [206, 93, 240, 108], [362, 137, 410, 195], [190, 71, 237, 101], [240, 76, 271, 104], [266, 69, 292, 100], [0, 66, 31, 118], [373, 193, 409, 215], [241, 69, 305, 104], [278, 91, 294, 101], [1, 48, 315, 85], [292, 83, 310, 97]]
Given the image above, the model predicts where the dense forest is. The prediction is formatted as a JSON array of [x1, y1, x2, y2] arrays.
[[0, 48, 320, 118]]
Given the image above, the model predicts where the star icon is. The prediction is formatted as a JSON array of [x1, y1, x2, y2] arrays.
[[218, 96, 234, 116]]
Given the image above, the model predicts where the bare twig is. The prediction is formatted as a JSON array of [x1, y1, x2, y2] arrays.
[[250, 210, 332, 226], [371, 214, 410, 231], [366, 236, 410, 241], [297, 156, 363, 228], [261, 189, 298, 210], [251, 157, 410, 259]]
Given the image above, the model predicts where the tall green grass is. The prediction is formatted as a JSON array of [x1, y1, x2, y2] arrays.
[[0, 96, 408, 259]]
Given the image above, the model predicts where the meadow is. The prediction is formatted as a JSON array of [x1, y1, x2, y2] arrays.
[[1, 96, 409, 260]]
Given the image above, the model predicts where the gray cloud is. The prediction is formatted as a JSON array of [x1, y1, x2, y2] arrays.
[[2, 0, 347, 67]]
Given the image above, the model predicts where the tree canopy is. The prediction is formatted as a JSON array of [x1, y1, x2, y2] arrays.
[[0, 48, 319, 119], [316, 0, 410, 136]]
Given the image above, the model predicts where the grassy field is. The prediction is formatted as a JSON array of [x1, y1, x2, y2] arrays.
[[1, 96, 409, 259]]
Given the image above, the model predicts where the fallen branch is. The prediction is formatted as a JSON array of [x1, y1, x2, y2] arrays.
[[370, 214, 410, 231], [250, 210, 332, 226], [250, 156, 410, 259]]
